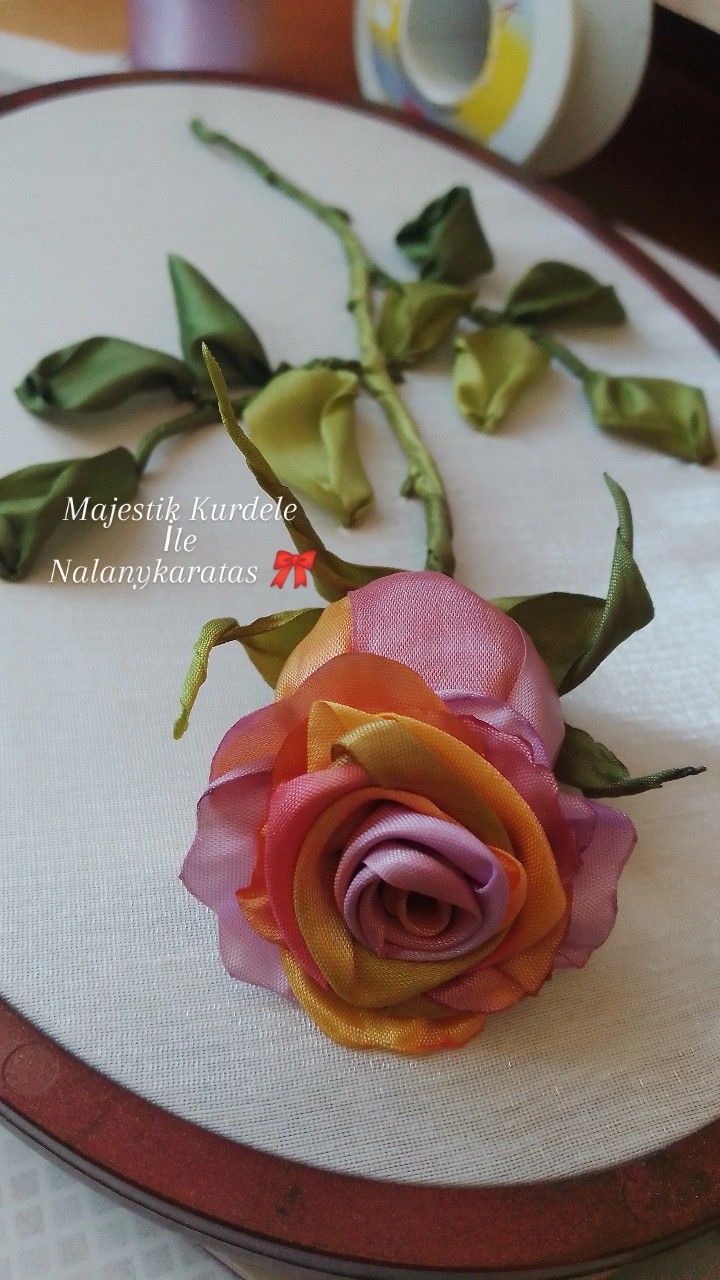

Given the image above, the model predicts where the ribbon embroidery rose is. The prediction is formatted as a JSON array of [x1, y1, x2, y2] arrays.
[[182, 571, 637, 1054]]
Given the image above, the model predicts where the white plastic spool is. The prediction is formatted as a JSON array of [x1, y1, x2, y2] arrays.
[[355, 0, 653, 176]]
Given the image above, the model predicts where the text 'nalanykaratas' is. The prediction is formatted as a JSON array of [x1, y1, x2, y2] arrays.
[[50, 493, 298, 589]]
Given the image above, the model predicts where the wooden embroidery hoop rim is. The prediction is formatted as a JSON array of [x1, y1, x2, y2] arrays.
[[1, 70, 718, 1280]]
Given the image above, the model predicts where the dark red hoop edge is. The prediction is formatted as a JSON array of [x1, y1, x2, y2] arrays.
[[0, 71, 718, 1280]]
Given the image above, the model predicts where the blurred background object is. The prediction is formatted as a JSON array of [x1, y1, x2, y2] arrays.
[[0, 0, 127, 51], [0, 1, 717, 270], [659, 0, 720, 29], [128, 0, 266, 73], [0, 0, 127, 93], [125, 0, 358, 93], [354, 0, 653, 177]]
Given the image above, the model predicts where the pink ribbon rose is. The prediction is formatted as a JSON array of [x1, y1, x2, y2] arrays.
[[182, 571, 636, 1054]]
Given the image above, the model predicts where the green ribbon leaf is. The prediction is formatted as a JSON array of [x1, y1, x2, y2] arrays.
[[505, 262, 626, 326], [174, 607, 322, 738], [203, 343, 395, 601], [0, 447, 139, 580], [555, 723, 705, 798], [16, 338, 193, 415], [453, 326, 549, 432], [495, 475, 654, 694], [395, 186, 494, 284], [377, 283, 475, 366], [168, 255, 272, 391], [244, 366, 372, 527], [584, 373, 716, 464]]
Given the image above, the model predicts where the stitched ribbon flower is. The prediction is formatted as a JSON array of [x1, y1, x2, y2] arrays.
[[182, 571, 636, 1054]]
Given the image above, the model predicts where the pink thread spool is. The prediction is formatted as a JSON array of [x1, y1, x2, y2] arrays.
[[128, 0, 268, 72]]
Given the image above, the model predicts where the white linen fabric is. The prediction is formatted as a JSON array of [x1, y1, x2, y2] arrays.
[[0, 83, 718, 1187]]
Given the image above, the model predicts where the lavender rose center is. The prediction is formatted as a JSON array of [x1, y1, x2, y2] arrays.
[[334, 803, 509, 960]]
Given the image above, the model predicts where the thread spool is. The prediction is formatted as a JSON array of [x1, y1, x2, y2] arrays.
[[355, 0, 653, 176], [128, 0, 267, 73]]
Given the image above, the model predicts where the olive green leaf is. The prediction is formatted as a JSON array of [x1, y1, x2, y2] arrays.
[[16, 338, 193, 415], [174, 607, 322, 738], [555, 724, 705, 798], [453, 326, 549, 432], [584, 373, 716, 464], [495, 475, 653, 694], [244, 366, 372, 527], [0, 447, 139, 580], [395, 186, 494, 284], [167, 255, 272, 391], [203, 344, 395, 601], [0, 515, 19, 576], [505, 262, 625, 326], [377, 283, 475, 366]]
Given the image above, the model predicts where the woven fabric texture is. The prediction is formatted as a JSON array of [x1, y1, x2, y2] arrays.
[[0, 84, 718, 1186]]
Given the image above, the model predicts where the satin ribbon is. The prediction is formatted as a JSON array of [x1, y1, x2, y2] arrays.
[[272, 549, 316, 589]]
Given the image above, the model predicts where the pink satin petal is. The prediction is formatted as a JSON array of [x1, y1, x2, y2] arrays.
[[212, 650, 440, 782], [350, 867, 388, 953], [430, 927, 562, 1011], [446, 707, 580, 886], [348, 571, 564, 760], [283, 651, 448, 722], [353, 880, 481, 962], [362, 844, 481, 912], [263, 761, 369, 983], [554, 792, 637, 969], [508, 628, 565, 764], [443, 694, 552, 767], [217, 898, 291, 997], [336, 803, 509, 961], [429, 965, 527, 1013], [210, 701, 299, 781], [181, 762, 291, 996], [380, 883, 453, 938], [351, 875, 483, 960], [335, 804, 501, 898], [181, 763, 272, 907]]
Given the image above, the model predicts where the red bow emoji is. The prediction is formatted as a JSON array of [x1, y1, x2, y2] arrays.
[[271, 549, 316, 589]]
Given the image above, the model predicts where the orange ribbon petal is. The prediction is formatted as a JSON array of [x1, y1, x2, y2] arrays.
[[276, 597, 352, 698], [282, 950, 486, 1054]]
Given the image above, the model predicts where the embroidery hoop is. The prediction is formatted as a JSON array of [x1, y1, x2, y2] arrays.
[[0, 72, 718, 1279]]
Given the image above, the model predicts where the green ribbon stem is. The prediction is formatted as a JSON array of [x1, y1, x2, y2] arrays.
[[530, 332, 592, 381], [134, 395, 253, 475], [190, 118, 455, 576], [555, 723, 705, 798], [174, 607, 323, 738]]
